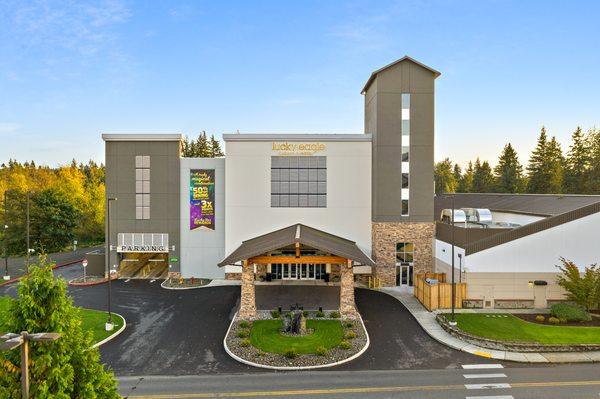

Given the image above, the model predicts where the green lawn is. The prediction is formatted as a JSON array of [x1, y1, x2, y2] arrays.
[[0, 296, 124, 345], [250, 319, 344, 354], [445, 313, 600, 344]]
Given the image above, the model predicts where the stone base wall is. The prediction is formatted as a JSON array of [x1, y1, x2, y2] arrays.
[[225, 273, 242, 280], [372, 222, 435, 287], [239, 264, 256, 319]]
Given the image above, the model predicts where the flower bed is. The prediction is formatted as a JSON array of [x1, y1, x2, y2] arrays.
[[161, 277, 212, 289], [225, 314, 368, 368]]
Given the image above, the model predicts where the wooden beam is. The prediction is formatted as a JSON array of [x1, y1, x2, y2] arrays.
[[295, 242, 300, 257], [247, 255, 348, 265]]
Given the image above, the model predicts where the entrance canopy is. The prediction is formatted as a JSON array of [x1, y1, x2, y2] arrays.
[[218, 224, 374, 267]]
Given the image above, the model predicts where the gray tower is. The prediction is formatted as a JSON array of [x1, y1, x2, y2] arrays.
[[363, 56, 440, 286]]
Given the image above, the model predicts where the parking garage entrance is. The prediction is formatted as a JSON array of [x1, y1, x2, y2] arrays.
[[117, 233, 170, 279]]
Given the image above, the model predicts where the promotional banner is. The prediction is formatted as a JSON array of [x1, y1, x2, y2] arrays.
[[190, 169, 215, 230]]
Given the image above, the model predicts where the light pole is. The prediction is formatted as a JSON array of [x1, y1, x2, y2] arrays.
[[458, 253, 463, 283], [449, 193, 457, 326], [1, 331, 61, 399], [106, 197, 117, 331], [25, 191, 30, 273], [3, 190, 8, 280]]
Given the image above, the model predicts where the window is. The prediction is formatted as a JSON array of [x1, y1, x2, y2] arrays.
[[135, 155, 150, 219], [271, 156, 326, 207], [401, 93, 410, 215], [396, 242, 414, 265]]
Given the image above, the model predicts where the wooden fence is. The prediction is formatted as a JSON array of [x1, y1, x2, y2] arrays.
[[414, 273, 466, 311]]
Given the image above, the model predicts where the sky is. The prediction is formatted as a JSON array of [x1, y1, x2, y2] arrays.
[[1, 0, 599, 167]]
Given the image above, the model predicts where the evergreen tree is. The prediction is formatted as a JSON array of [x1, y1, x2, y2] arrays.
[[588, 128, 600, 193], [452, 163, 462, 186], [196, 132, 211, 157], [494, 143, 524, 193], [546, 136, 565, 193], [471, 158, 495, 193], [209, 134, 224, 157], [0, 259, 120, 398], [181, 136, 192, 157], [564, 126, 591, 194], [457, 161, 474, 192], [434, 158, 456, 194], [31, 189, 79, 253], [527, 127, 553, 193]]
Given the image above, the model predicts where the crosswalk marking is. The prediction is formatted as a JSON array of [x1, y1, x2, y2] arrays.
[[463, 373, 507, 379], [465, 396, 514, 399], [462, 364, 504, 369], [465, 383, 511, 390]]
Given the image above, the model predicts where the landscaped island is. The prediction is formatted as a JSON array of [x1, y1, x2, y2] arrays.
[[0, 296, 124, 345], [226, 310, 368, 368]]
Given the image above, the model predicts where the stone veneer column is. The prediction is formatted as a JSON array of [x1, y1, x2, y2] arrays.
[[239, 260, 256, 319], [371, 222, 435, 287], [339, 259, 358, 318]]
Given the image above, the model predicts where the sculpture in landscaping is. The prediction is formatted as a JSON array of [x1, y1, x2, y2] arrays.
[[282, 310, 307, 335]]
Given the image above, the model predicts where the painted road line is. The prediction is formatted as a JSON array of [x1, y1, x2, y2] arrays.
[[462, 364, 504, 369], [465, 396, 514, 399], [465, 383, 511, 390], [126, 380, 600, 399], [463, 373, 507, 379]]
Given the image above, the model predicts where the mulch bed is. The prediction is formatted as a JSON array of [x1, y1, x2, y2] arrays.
[[226, 317, 367, 368], [162, 278, 212, 288], [68, 275, 118, 286], [514, 313, 600, 327]]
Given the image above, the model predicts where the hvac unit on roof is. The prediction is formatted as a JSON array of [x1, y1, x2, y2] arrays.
[[440, 208, 467, 224], [461, 208, 492, 223]]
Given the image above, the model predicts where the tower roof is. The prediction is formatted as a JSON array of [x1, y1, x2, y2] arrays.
[[361, 55, 441, 94]]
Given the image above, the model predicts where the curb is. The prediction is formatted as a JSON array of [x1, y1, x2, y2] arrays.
[[378, 288, 600, 364], [91, 312, 127, 349], [68, 274, 118, 287], [0, 258, 84, 287], [160, 279, 213, 290], [223, 312, 370, 370]]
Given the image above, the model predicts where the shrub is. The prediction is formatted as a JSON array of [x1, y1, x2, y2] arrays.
[[329, 311, 340, 318], [315, 310, 325, 318], [303, 310, 309, 317], [344, 321, 354, 328], [535, 315, 545, 323], [237, 329, 250, 338], [345, 331, 357, 340], [559, 317, 568, 324], [551, 303, 592, 322], [339, 340, 351, 350], [256, 350, 265, 357], [548, 317, 560, 325], [556, 258, 600, 310], [239, 320, 251, 328], [315, 346, 328, 356], [240, 338, 251, 347], [270, 310, 280, 319], [0, 259, 120, 398], [284, 348, 298, 359]]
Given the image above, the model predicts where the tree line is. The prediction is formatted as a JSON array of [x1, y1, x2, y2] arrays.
[[181, 131, 224, 157], [435, 126, 600, 194]]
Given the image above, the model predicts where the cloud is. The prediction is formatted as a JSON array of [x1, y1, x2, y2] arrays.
[[0, 122, 21, 133], [5, 0, 131, 57]]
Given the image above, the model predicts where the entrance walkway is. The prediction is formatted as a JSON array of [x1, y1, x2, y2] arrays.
[[255, 285, 339, 310]]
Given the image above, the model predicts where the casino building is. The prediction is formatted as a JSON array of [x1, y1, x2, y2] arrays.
[[103, 55, 438, 304], [103, 56, 600, 315]]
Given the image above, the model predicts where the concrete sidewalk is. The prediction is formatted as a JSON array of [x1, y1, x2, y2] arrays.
[[380, 286, 600, 364]]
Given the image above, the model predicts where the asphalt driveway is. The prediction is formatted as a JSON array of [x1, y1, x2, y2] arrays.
[[2, 266, 500, 375]]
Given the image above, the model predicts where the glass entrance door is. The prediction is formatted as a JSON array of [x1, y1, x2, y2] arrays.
[[299, 264, 308, 279], [396, 264, 414, 287]]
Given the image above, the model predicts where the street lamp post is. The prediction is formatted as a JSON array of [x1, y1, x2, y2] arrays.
[[449, 194, 457, 326], [3, 190, 9, 280], [1, 331, 61, 399], [106, 197, 117, 331]]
